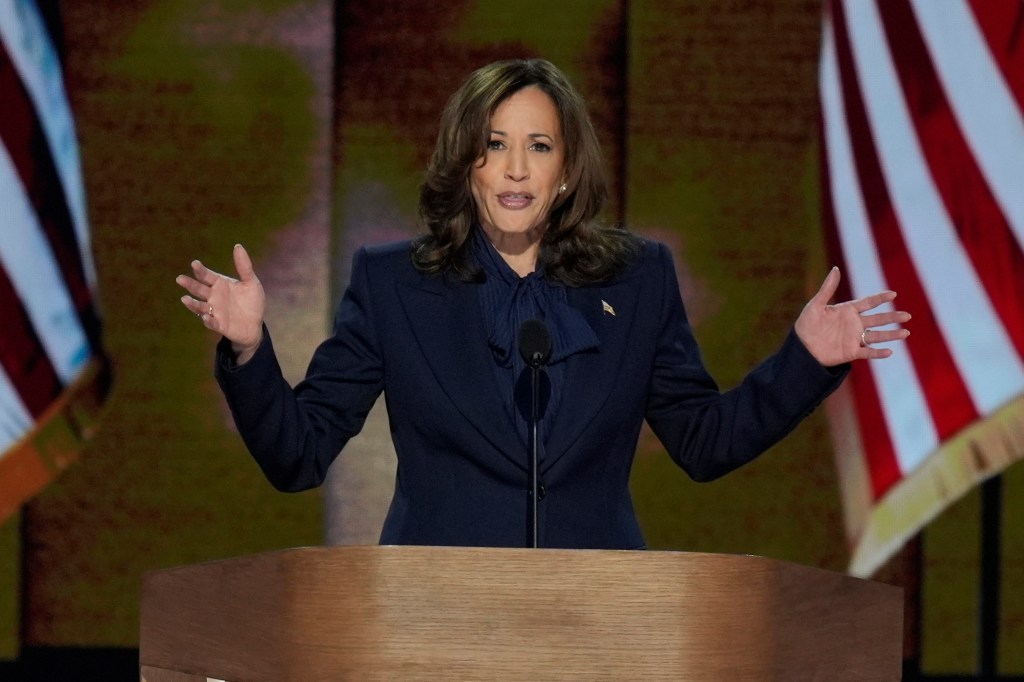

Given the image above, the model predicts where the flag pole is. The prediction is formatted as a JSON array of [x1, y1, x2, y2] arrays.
[[901, 534, 924, 681], [979, 474, 1002, 677]]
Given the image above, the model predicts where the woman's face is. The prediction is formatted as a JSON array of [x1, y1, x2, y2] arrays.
[[470, 86, 566, 244]]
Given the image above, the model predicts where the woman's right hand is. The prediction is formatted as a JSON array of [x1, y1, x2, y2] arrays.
[[176, 244, 266, 364]]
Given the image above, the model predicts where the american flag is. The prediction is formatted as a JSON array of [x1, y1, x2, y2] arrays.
[[0, 0, 108, 523], [820, 0, 1024, 577]]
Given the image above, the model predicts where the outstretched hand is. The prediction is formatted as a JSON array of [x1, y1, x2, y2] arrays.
[[795, 267, 910, 367], [176, 244, 265, 363]]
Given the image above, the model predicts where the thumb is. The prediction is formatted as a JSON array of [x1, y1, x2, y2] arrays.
[[233, 244, 256, 283], [810, 266, 840, 306]]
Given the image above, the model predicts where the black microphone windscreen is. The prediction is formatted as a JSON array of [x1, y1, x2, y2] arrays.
[[518, 319, 552, 368]]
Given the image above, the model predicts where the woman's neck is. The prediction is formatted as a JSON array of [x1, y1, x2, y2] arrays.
[[483, 226, 542, 277]]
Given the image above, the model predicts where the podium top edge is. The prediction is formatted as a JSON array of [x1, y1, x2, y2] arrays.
[[142, 545, 897, 589]]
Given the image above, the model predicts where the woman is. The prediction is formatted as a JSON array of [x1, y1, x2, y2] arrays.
[[176, 59, 909, 549]]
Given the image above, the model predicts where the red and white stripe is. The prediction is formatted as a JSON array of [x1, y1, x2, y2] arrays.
[[821, 0, 1024, 575], [0, 1, 100, 457]]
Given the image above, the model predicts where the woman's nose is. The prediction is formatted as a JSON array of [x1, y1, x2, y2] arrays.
[[504, 148, 528, 181]]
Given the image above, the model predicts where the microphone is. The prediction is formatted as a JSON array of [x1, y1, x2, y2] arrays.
[[518, 318, 552, 368], [518, 319, 551, 549]]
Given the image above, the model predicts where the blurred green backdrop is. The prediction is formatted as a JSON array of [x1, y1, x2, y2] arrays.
[[0, 0, 1020, 676]]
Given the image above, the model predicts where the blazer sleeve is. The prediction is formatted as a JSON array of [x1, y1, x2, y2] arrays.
[[215, 247, 385, 491], [643, 243, 848, 482]]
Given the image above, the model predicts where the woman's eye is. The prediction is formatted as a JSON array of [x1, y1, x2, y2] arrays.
[[487, 139, 504, 150], [531, 142, 551, 152]]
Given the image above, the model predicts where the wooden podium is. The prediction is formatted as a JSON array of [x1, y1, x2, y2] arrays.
[[139, 546, 902, 681]]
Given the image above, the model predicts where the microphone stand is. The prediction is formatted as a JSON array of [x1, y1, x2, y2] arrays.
[[518, 319, 551, 549], [527, 351, 541, 548]]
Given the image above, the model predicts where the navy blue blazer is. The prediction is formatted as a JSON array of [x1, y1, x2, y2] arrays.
[[216, 239, 846, 549]]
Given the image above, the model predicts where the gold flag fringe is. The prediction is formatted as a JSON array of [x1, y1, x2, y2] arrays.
[[0, 357, 110, 524], [833, 388, 1024, 578]]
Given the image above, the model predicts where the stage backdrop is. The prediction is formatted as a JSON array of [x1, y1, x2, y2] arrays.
[[0, 0, 1020, 675]]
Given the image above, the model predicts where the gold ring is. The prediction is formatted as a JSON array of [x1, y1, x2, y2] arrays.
[[861, 329, 870, 347]]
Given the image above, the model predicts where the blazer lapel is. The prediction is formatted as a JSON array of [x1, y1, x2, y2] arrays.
[[397, 276, 526, 472], [542, 281, 642, 471]]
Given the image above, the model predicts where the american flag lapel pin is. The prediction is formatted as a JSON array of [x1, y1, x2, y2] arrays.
[[601, 299, 616, 316]]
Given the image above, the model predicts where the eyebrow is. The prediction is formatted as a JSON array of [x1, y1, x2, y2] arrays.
[[490, 130, 556, 142]]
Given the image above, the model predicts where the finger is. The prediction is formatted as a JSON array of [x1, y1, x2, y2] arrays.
[[867, 328, 911, 345], [190, 259, 219, 287], [181, 294, 211, 317], [864, 346, 894, 360], [854, 289, 897, 313], [860, 310, 911, 328], [233, 244, 256, 283], [176, 275, 210, 301], [811, 266, 841, 306]]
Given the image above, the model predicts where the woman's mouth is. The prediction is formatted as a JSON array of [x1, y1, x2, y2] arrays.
[[498, 192, 533, 209]]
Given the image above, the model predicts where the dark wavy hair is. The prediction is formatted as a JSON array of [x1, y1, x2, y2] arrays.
[[412, 59, 639, 286]]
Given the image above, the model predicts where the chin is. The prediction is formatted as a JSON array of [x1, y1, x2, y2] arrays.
[[498, 224, 540, 235], [488, 217, 546, 237]]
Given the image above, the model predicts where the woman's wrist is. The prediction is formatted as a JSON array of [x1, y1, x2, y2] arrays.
[[231, 330, 263, 365]]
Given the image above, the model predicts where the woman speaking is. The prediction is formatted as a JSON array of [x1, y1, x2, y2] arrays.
[[175, 59, 910, 549]]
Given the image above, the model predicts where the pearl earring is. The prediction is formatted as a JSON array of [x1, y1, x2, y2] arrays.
[[559, 183, 567, 194]]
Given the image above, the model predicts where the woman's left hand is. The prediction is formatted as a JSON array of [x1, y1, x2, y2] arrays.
[[795, 267, 911, 367]]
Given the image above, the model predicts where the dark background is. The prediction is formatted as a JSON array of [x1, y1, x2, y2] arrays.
[[0, 0, 1021, 678]]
